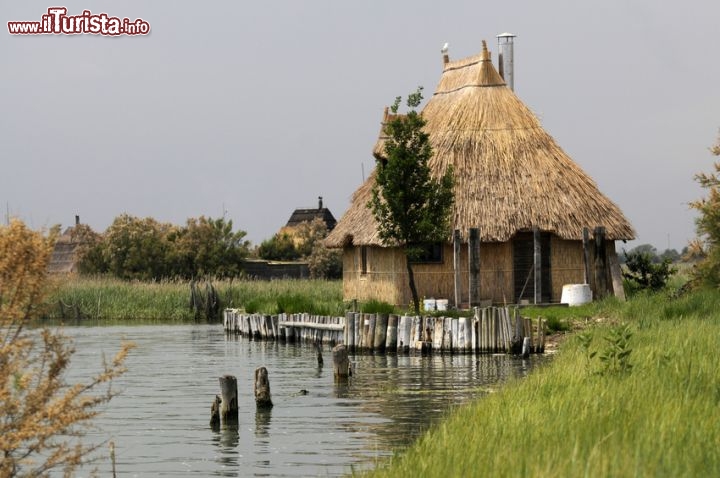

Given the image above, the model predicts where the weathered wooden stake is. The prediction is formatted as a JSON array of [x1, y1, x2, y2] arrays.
[[608, 245, 626, 301], [522, 337, 531, 358], [254, 367, 273, 409], [332, 344, 351, 379], [345, 311, 355, 351], [313, 341, 323, 367], [533, 227, 542, 305], [582, 227, 591, 285], [386, 314, 398, 351], [210, 395, 221, 428], [218, 374, 239, 421], [374, 314, 388, 352], [453, 229, 462, 308], [594, 226, 608, 299], [468, 228, 481, 307]]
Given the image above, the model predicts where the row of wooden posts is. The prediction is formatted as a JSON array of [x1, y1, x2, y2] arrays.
[[223, 306, 546, 355]]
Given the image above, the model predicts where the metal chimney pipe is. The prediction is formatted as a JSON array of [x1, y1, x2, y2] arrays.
[[75, 215, 80, 225], [318, 196, 323, 210], [496, 33, 517, 91]]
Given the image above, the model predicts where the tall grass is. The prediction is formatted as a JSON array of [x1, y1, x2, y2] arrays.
[[365, 289, 720, 477], [44, 276, 343, 322]]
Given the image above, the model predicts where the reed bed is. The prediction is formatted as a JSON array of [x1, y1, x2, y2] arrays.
[[44, 276, 343, 322], [364, 289, 720, 477]]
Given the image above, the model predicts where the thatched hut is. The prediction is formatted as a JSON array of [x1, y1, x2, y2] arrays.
[[278, 196, 337, 245], [325, 39, 635, 307]]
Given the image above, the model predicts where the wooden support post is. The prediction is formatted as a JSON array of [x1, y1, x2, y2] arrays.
[[511, 307, 523, 354], [442, 317, 453, 352], [366, 314, 376, 350], [582, 227, 591, 285], [594, 226, 608, 299], [332, 344, 351, 379], [471, 312, 478, 352], [386, 314, 398, 351], [313, 341, 323, 368], [468, 228, 481, 307], [433, 317, 444, 351], [411, 316, 422, 350], [457, 317, 467, 351], [453, 229, 462, 308], [254, 367, 273, 409], [218, 375, 239, 422], [521, 337, 531, 359], [374, 314, 388, 352], [607, 244, 626, 301], [344, 312, 352, 349], [210, 395, 221, 429], [353, 313, 361, 350], [533, 227, 542, 305]]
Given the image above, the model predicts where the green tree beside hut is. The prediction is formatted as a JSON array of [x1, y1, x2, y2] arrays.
[[368, 87, 454, 314]]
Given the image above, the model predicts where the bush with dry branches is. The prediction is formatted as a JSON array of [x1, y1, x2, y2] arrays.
[[0, 219, 133, 477]]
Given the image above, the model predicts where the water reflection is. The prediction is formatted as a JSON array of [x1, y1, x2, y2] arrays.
[[57, 324, 546, 477], [255, 408, 272, 439]]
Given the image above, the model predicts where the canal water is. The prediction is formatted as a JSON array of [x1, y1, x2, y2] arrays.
[[59, 324, 545, 477]]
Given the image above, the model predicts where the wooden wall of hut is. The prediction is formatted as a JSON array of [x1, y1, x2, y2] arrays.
[[550, 237, 586, 300], [224, 307, 546, 355], [340, 232, 624, 307], [341, 243, 512, 308]]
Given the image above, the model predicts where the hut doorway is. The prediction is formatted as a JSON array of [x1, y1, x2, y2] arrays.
[[512, 232, 552, 303]]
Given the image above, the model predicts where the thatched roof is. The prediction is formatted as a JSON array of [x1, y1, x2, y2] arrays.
[[284, 208, 336, 231], [326, 41, 635, 248], [47, 227, 80, 273]]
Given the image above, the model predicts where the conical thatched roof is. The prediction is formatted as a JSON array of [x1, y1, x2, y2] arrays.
[[326, 41, 635, 248]]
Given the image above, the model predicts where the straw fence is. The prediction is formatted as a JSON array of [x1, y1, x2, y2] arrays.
[[223, 307, 545, 354]]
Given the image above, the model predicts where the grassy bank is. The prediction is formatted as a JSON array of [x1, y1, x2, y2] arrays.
[[44, 276, 343, 322], [364, 289, 720, 477]]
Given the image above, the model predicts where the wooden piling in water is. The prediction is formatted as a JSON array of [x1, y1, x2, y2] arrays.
[[254, 367, 273, 409], [345, 311, 355, 351], [218, 375, 238, 421], [332, 344, 351, 379], [374, 314, 388, 352], [386, 314, 398, 351], [433, 318, 444, 351]]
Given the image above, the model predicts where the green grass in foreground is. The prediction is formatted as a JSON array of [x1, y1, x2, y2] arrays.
[[44, 276, 343, 321], [363, 288, 720, 478]]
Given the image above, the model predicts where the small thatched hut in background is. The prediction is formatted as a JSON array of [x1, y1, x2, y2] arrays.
[[325, 38, 635, 307], [278, 196, 337, 246], [48, 216, 84, 274]]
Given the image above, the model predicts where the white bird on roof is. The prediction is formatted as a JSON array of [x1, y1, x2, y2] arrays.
[[441, 42, 449, 53]]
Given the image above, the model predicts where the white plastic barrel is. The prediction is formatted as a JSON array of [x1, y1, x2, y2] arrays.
[[560, 284, 593, 306], [423, 299, 436, 311]]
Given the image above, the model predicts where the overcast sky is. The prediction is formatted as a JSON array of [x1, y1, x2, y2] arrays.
[[2, 1, 719, 251]]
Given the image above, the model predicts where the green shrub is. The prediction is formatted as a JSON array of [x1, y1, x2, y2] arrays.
[[360, 299, 396, 315], [622, 249, 676, 293]]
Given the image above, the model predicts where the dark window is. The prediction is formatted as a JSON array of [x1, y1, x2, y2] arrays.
[[409, 243, 443, 264]]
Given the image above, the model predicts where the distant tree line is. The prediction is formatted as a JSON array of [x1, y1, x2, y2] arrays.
[[618, 244, 684, 265], [75, 214, 251, 280], [73, 214, 341, 281]]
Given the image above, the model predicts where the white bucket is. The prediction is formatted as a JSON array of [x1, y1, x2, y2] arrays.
[[436, 299, 449, 311], [423, 299, 436, 311], [561, 284, 593, 306]]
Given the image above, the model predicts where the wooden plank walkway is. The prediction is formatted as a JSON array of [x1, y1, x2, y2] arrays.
[[224, 307, 546, 354]]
